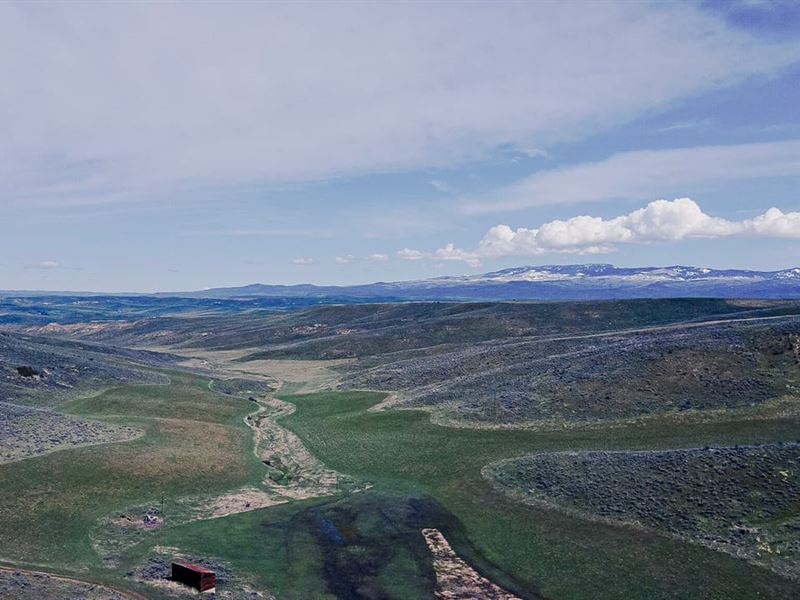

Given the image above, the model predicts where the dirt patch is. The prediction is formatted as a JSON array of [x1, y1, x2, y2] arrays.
[[206, 487, 286, 519], [422, 528, 521, 599]]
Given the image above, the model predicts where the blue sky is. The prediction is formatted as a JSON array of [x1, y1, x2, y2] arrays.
[[1, 0, 800, 292]]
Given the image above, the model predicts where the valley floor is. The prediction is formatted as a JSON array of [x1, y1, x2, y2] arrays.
[[1, 300, 799, 599]]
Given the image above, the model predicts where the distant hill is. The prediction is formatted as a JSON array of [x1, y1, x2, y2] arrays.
[[4, 264, 800, 301], [159, 264, 800, 300]]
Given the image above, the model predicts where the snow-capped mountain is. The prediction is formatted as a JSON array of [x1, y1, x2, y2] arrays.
[[5, 265, 800, 300], [438, 264, 800, 285], [165, 264, 800, 300]]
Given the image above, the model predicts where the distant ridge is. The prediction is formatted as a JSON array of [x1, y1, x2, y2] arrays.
[[158, 264, 800, 301], [3, 264, 800, 300]]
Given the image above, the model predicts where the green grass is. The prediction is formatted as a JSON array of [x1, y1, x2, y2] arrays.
[[133, 492, 442, 599], [271, 390, 800, 600], [0, 372, 263, 573], [2, 370, 799, 599], [65, 371, 246, 424], [140, 496, 332, 598]]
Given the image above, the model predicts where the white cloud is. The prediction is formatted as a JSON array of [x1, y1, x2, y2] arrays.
[[397, 248, 425, 261], [291, 257, 314, 265], [368, 253, 389, 261], [25, 260, 61, 269], [653, 119, 712, 133], [335, 254, 354, 264], [746, 207, 800, 237], [399, 244, 483, 267], [406, 198, 800, 262], [431, 244, 483, 268], [2, 3, 799, 206], [464, 140, 800, 213]]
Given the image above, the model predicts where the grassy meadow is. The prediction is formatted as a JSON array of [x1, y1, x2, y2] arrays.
[[0, 372, 263, 588], [1, 368, 798, 598], [270, 390, 800, 600], [112, 389, 800, 599]]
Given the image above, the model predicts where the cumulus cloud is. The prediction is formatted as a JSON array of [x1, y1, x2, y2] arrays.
[[405, 199, 800, 263], [431, 244, 483, 268], [747, 207, 800, 237], [2, 3, 799, 206], [368, 253, 389, 261], [335, 255, 354, 264], [291, 257, 314, 265], [400, 244, 483, 267], [397, 249, 425, 261]]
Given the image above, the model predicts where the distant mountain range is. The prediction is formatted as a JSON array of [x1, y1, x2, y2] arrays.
[[3, 264, 800, 301], [162, 264, 800, 301]]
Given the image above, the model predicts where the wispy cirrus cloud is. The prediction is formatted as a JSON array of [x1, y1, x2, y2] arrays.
[[291, 257, 314, 265], [181, 227, 334, 238], [652, 118, 713, 133], [2, 3, 799, 207], [463, 140, 800, 214], [402, 198, 800, 266]]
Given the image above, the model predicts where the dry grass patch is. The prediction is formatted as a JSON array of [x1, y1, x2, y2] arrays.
[[102, 418, 248, 479]]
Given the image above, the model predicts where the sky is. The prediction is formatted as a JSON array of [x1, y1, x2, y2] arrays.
[[1, 0, 800, 292]]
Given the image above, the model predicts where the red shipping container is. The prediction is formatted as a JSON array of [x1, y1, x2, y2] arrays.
[[172, 561, 216, 592]]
